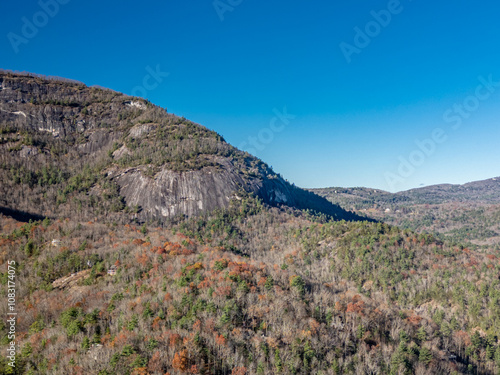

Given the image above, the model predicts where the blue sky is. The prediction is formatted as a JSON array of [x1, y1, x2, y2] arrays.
[[1, 0, 500, 192]]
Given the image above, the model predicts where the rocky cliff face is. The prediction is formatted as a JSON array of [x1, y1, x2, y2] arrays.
[[0, 71, 358, 222]]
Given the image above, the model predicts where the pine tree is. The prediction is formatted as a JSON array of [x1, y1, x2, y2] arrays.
[[494, 346, 500, 367], [417, 326, 427, 342], [332, 358, 340, 374], [81, 336, 90, 350], [486, 345, 494, 360], [419, 347, 432, 366]]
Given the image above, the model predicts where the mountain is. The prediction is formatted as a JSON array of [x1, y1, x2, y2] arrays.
[[1, 71, 500, 375], [311, 178, 500, 247], [0, 71, 359, 223]]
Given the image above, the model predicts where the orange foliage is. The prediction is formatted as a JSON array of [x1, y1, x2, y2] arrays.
[[172, 350, 188, 371], [136, 251, 150, 266], [257, 277, 267, 287], [152, 316, 162, 330], [131, 368, 149, 375], [346, 300, 365, 315], [197, 278, 211, 289], [101, 333, 112, 346], [169, 334, 181, 347], [231, 367, 247, 375], [406, 315, 422, 325], [215, 333, 226, 346], [111, 330, 131, 347], [193, 320, 201, 331], [309, 319, 320, 334]]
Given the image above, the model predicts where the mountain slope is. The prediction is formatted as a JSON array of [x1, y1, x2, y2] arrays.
[[1, 72, 500, 375], [0, 71, 359, 223], [1, 194, 499, 374]]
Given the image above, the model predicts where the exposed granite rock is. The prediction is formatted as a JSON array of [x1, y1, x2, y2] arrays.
[[0, 71, 361, 223]]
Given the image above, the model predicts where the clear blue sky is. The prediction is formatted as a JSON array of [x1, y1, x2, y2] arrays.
[[1, 0, 500, 192]]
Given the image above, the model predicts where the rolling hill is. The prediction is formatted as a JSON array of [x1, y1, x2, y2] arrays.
[[311, 179, 500, 248]]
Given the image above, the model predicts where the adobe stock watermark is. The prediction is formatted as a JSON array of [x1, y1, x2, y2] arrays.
[[384, 74, 500, 191], [239, 107, 296, 155], [7, 0, 70, 54], [213, 0, 243, 21], [131, 65, 169, 98], [339, 0, 407, 64]]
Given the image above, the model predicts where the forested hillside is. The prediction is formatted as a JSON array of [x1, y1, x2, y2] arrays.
[[0, 72, 499, 375], [1, 195, 500, 374], [312, 180, 500, 249]]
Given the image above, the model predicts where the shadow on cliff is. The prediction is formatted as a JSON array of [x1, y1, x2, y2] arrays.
[[290, 186, 373, 222], [0, 206, 47, 223], [257, 178, 372, 222]]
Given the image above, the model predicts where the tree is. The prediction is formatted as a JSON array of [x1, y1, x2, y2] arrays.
[[172, 350, 188, 371], [419, 347, 432, 366], [416, 326, 427, 343]]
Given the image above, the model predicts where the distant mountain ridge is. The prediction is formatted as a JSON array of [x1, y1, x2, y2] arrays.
[[312, 177, 500, 208], [311, 177, 500, 247]]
